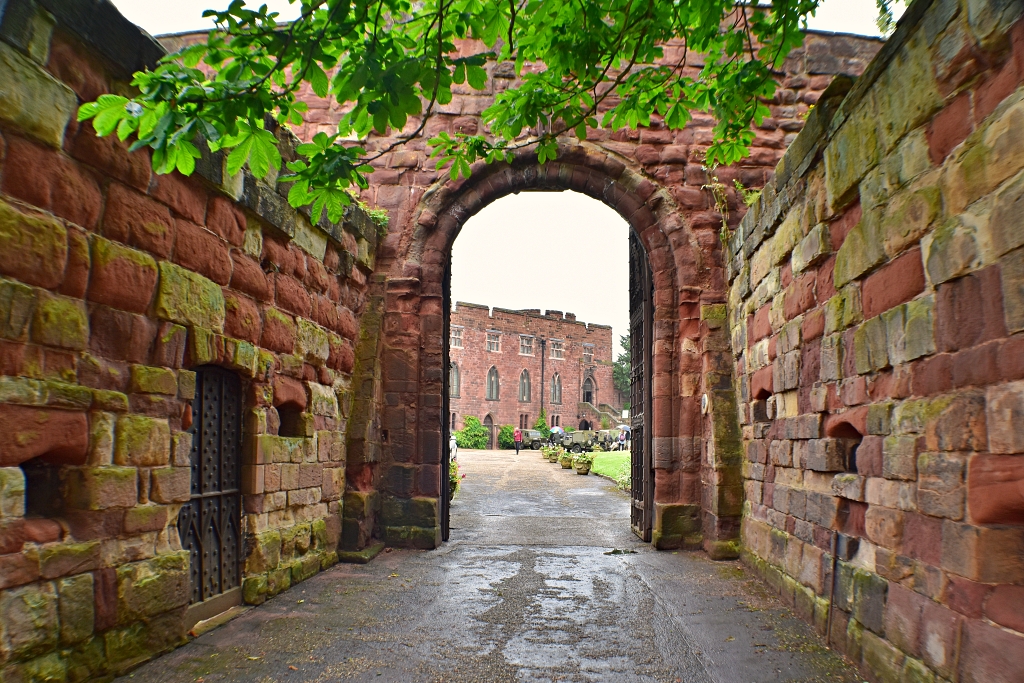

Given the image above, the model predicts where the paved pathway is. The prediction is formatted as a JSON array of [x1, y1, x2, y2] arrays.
[[121, 449, 860, 683]]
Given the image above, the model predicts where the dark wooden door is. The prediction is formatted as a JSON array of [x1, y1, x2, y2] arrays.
[[629, 232, 653, 541], [177, 366, 242, 604], [441, 257, 452, 541]]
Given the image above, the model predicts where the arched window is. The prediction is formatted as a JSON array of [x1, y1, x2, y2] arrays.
[[550, 373, 562, 404], [519, 370, 531, 402], [582, 377, 594, 404], [449, 362, 460, 398], [486, 367, 499, 400]]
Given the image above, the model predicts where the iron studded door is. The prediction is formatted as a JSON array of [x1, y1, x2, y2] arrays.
[[629, 232, 654, 541], [441, 256, 452, 541], [177, 366, 242, 604]]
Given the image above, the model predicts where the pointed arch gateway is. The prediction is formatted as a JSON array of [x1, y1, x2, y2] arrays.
[[369, 141, 745, 551]]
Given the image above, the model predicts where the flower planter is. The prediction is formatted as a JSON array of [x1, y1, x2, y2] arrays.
[[574, 463, 591, 475]]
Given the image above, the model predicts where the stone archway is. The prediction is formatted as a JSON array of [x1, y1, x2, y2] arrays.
[[349, 140, 743, 553], [332, 34, 884, 554]]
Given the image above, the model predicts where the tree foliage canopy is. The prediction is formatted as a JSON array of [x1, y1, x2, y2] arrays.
[[612, 333, 630, 399], [81, 0, 838, 222]]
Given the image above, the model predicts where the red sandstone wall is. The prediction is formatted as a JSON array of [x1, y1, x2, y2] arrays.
[[449, 303, 616, 437], [0, 3, 379, 679], [727, 0, 1024, 679]]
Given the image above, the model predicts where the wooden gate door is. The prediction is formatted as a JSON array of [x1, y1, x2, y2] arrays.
[[629, 232, 654, 541], [177, 366, 243, 605]]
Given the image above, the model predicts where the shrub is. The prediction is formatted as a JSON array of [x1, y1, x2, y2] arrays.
[[454, 416, 489, 449], [564, 426, 576, 433], [533, 408, 551, 438], [498, 424, 515, 449], [600, 415, 611, 429]]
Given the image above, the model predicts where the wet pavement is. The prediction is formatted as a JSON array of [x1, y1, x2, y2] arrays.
[[120, 449, 861, 683]]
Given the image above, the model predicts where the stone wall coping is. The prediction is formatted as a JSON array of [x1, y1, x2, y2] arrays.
[[731, 0, 934, 259], [0, 0, 379, 256]]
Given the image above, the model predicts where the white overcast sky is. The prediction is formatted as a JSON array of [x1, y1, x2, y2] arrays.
[[109, 0, 903, 357], [112, 0, 902, 37]]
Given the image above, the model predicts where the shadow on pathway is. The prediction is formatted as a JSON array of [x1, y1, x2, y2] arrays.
[[119, 449, 860, 683]]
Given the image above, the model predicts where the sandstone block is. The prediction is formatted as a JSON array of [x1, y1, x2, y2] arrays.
[[865, 505, 904, 549], [917, 452, 965, 520], [296, 317, 330, 366], [986, 171, 1024, 259], [792, 223, 830, 274], [804, 438, 853, 472], [832, 473, 865, 500], [128, 365, 178, 396], [959, 617, 1024, 683], [65, 466, 137, 510], [86, 411, 116, 466], [0, 581, 58, 661], [114, 415, 170, 467], [149, 468, 190, 504], [0, 466, 26, 518], [0, 199, 68, 289], [824, 285, 862, 335], [116, 551, 189, 623], [0, 405, 89, 466], [57, 573, 95, 645], [39, 540, 100, 579], [985, 381, 1024, 453], [154, 262, 225, 331], [308, 382, 339, 418], [0, 41, 76, 147], [967, 454, 1024, 525], [1001, 246, 1024, 334], [129, 495, 172, 530], [772, 351, 800, 393], [825, 103, 881, 210], [0, 277, 37, 341], [31, 292, 88, 350], [834, 212, 886, 288], [882, 435, 917, 480], [854, 316, 889, 374], [88, 236, 159, 314], [942, 521, 1024, 583]]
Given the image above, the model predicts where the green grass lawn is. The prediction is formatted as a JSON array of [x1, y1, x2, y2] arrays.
[[591, 450, 630, 483]]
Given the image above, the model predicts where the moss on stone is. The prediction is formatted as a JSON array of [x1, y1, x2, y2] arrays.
[[154, 262, 225, 331], [31, 292, 89, 350], [129, 365, 178, 396]]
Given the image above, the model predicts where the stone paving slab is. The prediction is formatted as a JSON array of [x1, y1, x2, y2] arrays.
[[118, 450, 861, 683]]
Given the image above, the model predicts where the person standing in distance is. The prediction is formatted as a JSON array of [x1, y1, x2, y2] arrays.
[[513, 427, 523, 454]]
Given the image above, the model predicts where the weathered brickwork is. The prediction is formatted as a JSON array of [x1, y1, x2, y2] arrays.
[[449, 303, 619, 437], [0, 1, 380, 680], [726, 0, 1024, 680]]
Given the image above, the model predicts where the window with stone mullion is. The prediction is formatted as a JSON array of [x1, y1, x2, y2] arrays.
[[519, 369, 531, 402], [550, 373, 562, 404]]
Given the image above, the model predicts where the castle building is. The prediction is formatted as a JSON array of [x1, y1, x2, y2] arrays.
[[449, 303, 622, 447]]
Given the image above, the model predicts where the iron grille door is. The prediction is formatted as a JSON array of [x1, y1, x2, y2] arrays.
[[629, 232, 653, 541], [441, 255, 452, 541], [177, 366, 242, 604]]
